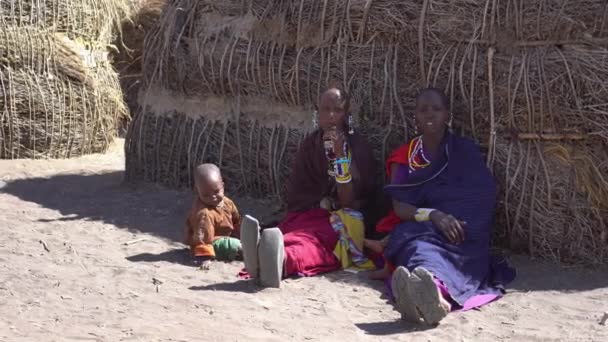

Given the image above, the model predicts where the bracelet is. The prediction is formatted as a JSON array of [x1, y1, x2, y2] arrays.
[[414, 208, 436, 222], [334, 158, 350, 178], [335, 173, 352, 184]]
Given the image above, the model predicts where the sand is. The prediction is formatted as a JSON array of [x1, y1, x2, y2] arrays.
[[0, 139, 607, 342]]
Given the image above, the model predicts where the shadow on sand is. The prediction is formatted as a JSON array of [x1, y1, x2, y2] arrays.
[[189, 280, 260, 294], [2, 171, 608, 294]]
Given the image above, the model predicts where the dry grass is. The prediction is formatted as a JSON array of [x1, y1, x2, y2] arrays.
[[0, 59, 127, 159], [112, 0, 166, 115], [0, 1, 130, 158], [0, 0, 131, 43]]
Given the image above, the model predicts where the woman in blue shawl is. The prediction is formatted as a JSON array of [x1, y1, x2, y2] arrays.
[[383, 88, 515, 325]]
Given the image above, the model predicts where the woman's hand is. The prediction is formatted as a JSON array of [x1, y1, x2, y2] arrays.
[[429, 210, 466, 244], [323, 127, 346, 158]]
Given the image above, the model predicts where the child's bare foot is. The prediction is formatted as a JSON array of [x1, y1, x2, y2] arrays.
[[368, 267, 390, 280], [364, 239, 384, 254]]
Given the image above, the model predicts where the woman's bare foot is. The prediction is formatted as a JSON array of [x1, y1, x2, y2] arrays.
[[364, 239, 384, 254], [368, 267, 390, 280]]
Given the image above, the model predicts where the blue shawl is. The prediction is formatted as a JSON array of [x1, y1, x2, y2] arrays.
[[384, 133, 515, 305]]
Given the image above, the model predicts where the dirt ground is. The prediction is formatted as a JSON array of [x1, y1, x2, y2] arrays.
[[0, 139, 607, 342]]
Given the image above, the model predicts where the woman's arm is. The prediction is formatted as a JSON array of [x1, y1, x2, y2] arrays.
[[336, 160, 358, 209], [336, 135, 376, 210]]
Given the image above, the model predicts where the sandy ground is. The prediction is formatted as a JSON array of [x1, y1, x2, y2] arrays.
[[0, 140, 607, 342]]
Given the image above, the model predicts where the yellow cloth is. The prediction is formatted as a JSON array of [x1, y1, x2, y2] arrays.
[[331, 209, 376, 270]]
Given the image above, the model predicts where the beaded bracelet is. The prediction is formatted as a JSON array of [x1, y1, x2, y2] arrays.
[[334, 158, 350, 176], [414, 208, 436, 222], [335, 173, 352, 184]]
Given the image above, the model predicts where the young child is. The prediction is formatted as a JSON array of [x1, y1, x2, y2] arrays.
[[184, 163, 242, 270]]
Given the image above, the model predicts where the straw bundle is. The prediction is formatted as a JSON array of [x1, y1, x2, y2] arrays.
[[128, 0, 608, 263], [0, 28, 127, 159], [0, 1, 130, 159], [0, 0, 131, 43], [112, 0, 166, 115], [0, 26, 88, 84]]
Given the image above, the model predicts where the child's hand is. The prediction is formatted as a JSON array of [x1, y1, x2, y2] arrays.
[[200, 259, 212, 270], [193, 256, 212, 270]]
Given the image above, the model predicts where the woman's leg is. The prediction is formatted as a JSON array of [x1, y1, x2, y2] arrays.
[[241, 215, 261, 277], [283, 229, 340, 277], [258, 228, 284, 288], [391, 266, 422, 323]]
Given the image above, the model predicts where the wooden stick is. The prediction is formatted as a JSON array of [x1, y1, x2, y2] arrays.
[[39, 240, 50, 253], [511, 133, 586, 141], [600, 312, 608, 325], [456, 38, 608, 47], [418, 0, 429, 85], [486, 47, 496, 168], [123, 238, 147, 246]]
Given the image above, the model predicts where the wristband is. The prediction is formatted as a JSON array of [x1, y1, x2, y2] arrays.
[[334, 158, 350, 177], [414, 208, 436, 222], [335, 173, 352, 184]]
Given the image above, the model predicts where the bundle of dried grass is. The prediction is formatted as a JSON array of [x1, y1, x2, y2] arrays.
[[0, 1, 130, 158], [0, 26, 88, 84], [0, 0, 131, 43], [0, 41, 127, 158], [128, 0, 608, 263], [112, 0, 166, 114]]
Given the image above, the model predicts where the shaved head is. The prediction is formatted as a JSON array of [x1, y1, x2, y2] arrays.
[[195, 163, 222, 184], [320, 88, 350, 110], [194, 163, 224, 207]]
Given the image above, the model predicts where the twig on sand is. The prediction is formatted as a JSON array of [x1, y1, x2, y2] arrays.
[[70, 245, 92, 275], [123, 238, 147, 246], [152, 277, 163, 293], [600, 312, 608, 326], [39, 240, 50, 252]]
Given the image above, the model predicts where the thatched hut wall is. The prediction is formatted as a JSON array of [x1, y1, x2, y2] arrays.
[[127, 0, 608, 264], [0, 2, 130, 158], [112, 0, 166, 116], [126, 87, 309, 197]]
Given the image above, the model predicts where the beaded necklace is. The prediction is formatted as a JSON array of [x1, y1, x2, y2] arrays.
[[407, 136, 431, 174]]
